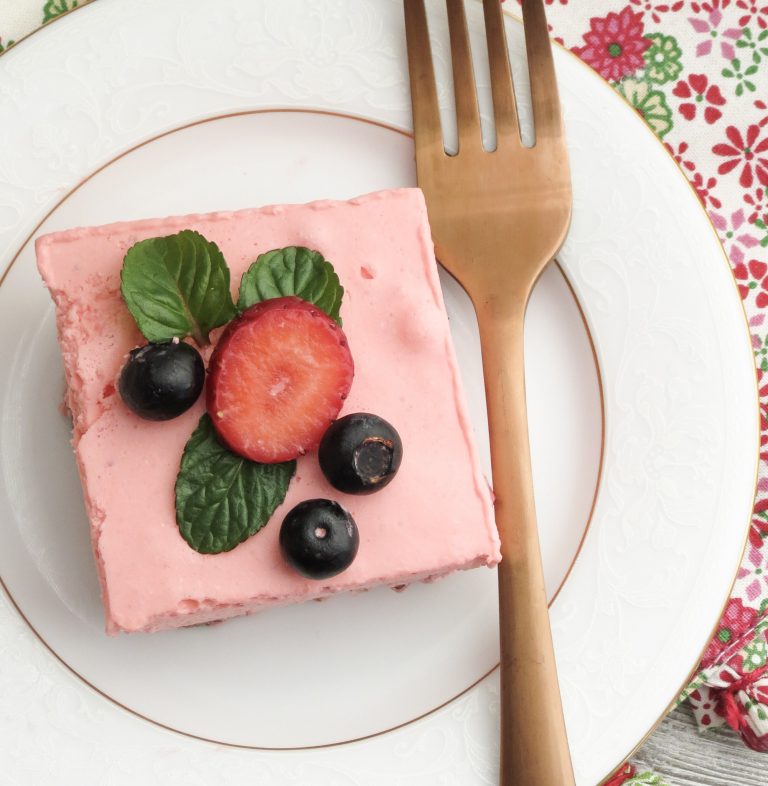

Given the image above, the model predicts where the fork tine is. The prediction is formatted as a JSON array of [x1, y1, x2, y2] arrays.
[[482, 0, 519, 145], [521, 0, 563, 145], [445, 0, 481, 149], [403, 0, 444, 159]]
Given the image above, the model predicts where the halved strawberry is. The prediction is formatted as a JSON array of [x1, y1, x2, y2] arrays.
[[207, 296, 353, 463]]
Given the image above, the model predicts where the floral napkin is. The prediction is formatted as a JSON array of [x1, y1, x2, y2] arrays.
[[2, 0, 768, 784]]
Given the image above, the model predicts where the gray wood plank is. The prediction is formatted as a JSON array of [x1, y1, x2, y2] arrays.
[[634, 705, 767, 785]]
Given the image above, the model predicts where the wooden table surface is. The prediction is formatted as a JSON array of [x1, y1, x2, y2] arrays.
[[635, 705, 766, 785]]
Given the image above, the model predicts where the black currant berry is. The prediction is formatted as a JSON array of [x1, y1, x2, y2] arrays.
[[279, 499, 359, 580], [318, 413, 402, 495], [119, 341, 205, 421]]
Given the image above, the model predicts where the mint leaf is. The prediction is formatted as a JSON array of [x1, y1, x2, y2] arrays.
[[175, 415, 295, 554], [121, 230, 236, 346], [237, 246, 344, 323]]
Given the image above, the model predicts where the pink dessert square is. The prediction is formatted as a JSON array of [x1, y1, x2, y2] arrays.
[[36, 188, 500, 634]]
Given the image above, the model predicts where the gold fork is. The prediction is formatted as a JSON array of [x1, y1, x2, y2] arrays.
[[403, 0, 574, 782]]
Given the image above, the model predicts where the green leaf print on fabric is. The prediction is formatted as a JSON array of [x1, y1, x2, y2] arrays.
[[644, 33, 683, 84], [722, 57, 760, 96], [627, 774, 671, 786], [736, 27, 768, 66], [617, 78, 674, 138], [755, 217, 768, 248], [0, 37, 14, 53], [756, 329, 768, 374], [42, 0, 80, 24], [743, 639, 768, 672]]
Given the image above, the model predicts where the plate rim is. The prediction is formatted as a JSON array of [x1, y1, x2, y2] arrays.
[[549, 29, 759, 781]]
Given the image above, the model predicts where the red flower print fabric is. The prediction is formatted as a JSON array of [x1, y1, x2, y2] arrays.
[[573, 7, 651, 81], [713, 124, 768, 186], [673, 73, 726, 122]]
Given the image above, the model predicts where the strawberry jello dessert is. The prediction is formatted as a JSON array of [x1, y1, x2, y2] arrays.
[[36, 188, 500, 634]]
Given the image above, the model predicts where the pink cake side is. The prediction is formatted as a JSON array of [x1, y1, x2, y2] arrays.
[[36, 188, 500, 634]]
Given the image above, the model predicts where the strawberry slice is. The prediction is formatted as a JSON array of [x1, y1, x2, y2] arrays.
[[207, 297, 354, 463]]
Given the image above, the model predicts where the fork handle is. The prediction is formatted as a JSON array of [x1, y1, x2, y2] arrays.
[[478, 305, 576, 786]]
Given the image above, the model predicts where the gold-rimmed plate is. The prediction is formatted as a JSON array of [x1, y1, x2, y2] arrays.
[[0, 2, 757, 784]]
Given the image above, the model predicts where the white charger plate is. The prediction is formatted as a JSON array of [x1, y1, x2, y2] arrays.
[[0, 1, 758, 784]]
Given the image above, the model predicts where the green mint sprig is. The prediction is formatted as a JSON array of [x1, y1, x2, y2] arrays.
[[120, 230, 236, 347], [175, 415, 296, 554], [238, 246, 344, 324], [119, 232, 346, 554]]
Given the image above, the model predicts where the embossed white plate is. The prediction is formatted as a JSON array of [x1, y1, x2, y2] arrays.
[[0, 1, 758, 784]]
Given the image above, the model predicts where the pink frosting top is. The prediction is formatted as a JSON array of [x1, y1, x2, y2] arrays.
[[36, 188, 500, 634]]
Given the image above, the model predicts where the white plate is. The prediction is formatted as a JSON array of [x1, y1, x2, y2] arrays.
[[0, 1, 758, 784]]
